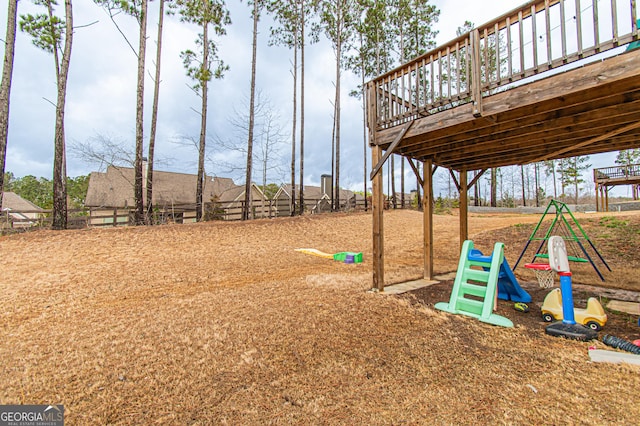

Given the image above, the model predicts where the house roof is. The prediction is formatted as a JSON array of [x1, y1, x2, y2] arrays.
[[85, 166, 208, 208], [1, 192, 43, 211], [276, 184, 355, 202], [85, 166, 260, 208]]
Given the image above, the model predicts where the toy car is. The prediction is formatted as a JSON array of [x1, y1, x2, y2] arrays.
[[541, 288, 607, 331]]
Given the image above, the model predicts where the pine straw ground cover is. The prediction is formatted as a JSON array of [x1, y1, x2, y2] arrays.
[[1, 210, 640, 424]]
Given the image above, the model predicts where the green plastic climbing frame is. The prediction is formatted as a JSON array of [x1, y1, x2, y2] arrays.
[[435, 240, 514, 328]]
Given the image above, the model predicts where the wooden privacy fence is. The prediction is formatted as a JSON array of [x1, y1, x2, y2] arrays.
[[1, 197, 408, 232], [0, 209, 89, 231], [368, 0, 639, 130]]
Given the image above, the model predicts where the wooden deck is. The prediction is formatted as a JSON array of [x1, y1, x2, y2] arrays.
[[594, 163, 640, 210], [366, 0, 640, 290], [372, 48, 640, 171]]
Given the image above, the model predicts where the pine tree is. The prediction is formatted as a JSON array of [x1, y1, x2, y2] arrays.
[[172, 0, 230, 221], [20, 0, 74, 230], [0, 0, 19, 213], [94, 0, 149, 225]]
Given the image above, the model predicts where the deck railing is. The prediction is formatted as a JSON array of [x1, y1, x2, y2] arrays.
[[368, 0, 639, 130], [594, 163, 640, 179]]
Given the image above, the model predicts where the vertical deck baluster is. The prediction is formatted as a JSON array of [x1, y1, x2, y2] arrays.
[[386, 76, 391, 123], [376, 80, 382, 125], [421, 57, 427, 109], [380, 77, 385, 124], [455, 41, 461, 97], [437, 51, 443, 104], [401, 67, 406, 118], [471, 29, 483, 117], [633, 0, 638, 38], [430, 54, 435, 108], [464, 39, 470, 93], [532, 4, 539, 71], [394, 71, 399, 121], [519, 11, 525, 76], [507, 16, 513, 80], [593, 0, 600, 50], [446, 46, 452, 99], [576, 0, 583, 56], [483, 28, 489, 89], [495, 23, 500, 84], [560, 0, 567, 61], [414, 61, 420, 111], [611, 0, 618, 45], [545, 0, 552, 65]]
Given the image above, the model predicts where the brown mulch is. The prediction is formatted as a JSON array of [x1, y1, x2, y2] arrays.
[[1, 210, 639, 424]]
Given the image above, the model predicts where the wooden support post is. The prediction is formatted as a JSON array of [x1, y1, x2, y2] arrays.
[[470, 29, 483, 117], [372, 144, 385, 291], [595, 182, 600, 212], [423, 159, 434, 280], [459, 169, 468, 249]]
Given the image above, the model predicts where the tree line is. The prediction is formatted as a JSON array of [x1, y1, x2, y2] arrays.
[[0, 0, 442, 230], [1, 1, 637, 231], [3, 172, 88, 210]]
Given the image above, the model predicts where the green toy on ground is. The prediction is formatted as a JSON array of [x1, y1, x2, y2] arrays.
[[435, 240, 514, 328], [295, 248, 363, 264]]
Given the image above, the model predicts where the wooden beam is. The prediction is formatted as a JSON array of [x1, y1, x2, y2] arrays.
[[449, 168, 460, 191], [435, 127, 640, 170], [530, 120, 640, 163], [423, 159, 434, 280], [407, 157, 424, 188], [407, 97, 640, 158], [459, 169, 468, 250], [369, 121, 414, 180], [371, 145, 385, 292], [468, 169, 487, 188], [444, 136, 640, 171]]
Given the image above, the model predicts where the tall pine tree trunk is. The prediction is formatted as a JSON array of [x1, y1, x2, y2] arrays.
[[244, 0, 259, 221], [490, 168, 497, 207], [290, 32, 298, 216], [360, 34, 367, 211], [401, 158, 405, 208], [146, 0, 165, 224], [474, 170, 480, 206], [390, 155, 396, 208], [534, 163, 539, 206], [330, 96, 336, 210], [334, 25, 341, 212], [134, 0, 148, 225], [0, 0, 18, 212], [520, 165, 526, 207], [196, 21, 209, 222], [52, 0, 73, 230], [298, 3, 304, 215]]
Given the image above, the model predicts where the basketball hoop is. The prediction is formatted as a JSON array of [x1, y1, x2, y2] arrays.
[[525, 263, 555, 289]]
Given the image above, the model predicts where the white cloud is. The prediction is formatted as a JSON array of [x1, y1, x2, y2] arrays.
[[0, 0, 627, 197]]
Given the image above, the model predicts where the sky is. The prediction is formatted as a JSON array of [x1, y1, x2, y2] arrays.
[[0, 0, 628, 197]]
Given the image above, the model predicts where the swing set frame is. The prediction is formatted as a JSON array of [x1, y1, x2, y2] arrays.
[[514, 199, 611, 281]]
